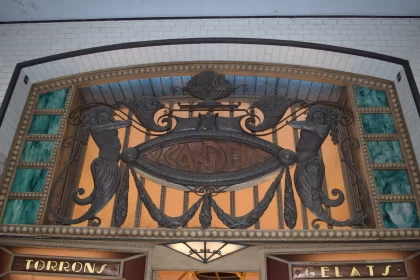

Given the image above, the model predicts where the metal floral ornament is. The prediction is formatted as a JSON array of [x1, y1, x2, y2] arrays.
[[48, 70, 370, 230]]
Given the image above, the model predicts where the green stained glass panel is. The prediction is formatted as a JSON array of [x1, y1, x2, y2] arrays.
[[36, 88, 69, 109], [381, 202, 420, 228], [374, 169, 412, 194], [2, 199, 40, 224], [354, 86, 389, 107], [361, 113, 396, 134], [367, 140, 403, 163], [28, 114, 62, 134], [20, 141, 54, 162], [11, 168, 47, 193]]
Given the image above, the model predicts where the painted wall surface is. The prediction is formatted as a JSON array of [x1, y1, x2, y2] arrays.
[[0, 18, 420, 176]]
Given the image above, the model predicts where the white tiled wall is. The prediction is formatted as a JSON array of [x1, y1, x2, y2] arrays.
[[22, 44, 403, 84], [0, 18, 419, 99], [0, 17, 420, 173]]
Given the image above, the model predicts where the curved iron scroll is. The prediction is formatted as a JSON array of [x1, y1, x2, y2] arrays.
[[246, 96, 305, 132], [118, 97, 172, 132]]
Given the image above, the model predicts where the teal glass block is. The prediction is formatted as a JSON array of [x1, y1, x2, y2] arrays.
[[36, 88, 69, 109], [381, 202, 420, 228], [374, 170, 412, 194], [28, 114, 62, 134], [11, 168, 47, 193], [360, 113, 396, 134], [20, 141, 54, 162], [354, 86, 389, 107], [2, 199, 40, 224], [367, 140, 403, 163]]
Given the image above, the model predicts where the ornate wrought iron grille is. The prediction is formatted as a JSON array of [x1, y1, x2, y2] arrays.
[[47, 70, 371, 230]]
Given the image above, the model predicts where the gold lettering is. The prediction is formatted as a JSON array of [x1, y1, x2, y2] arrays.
[[382, 265, 391, 276], [304, 267, 315, 278], [84, 262, 96, 274], [46, 261, 52, 271], [49, 261, 58, 271], [321, 267, 330, 278], [72, 262, 83, 273], [58, 261, 70, 272], [96, 264, 109, 274], [350, 267, 361, 277], [334, 266, 343, 277], [366, 265, 375, 276], [25, 259, 34, 270], [34, 260, 45, 271]]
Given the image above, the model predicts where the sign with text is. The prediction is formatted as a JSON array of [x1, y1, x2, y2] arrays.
[[12, 256, 121, 277], [292, 262, 406, 279]]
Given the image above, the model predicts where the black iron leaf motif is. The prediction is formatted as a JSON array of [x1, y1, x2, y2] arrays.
[[199, 193, 212, 229], [119, 97, 172, 132], [113, 164, 129, 227], [284, 167, 297, 229]]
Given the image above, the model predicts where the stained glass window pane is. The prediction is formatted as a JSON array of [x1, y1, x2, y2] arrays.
[[381, 202, 420, 228], [29, 115, 62, 135], [36, 88, 69, 109], [11, 168, 47, 192], [354, 86, 389, 107], [2, 199, 40, 224]]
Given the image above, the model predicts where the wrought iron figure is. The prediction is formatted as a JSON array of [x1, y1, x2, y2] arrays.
[[51, 107, 131, 225], [288, 104, 362, 227]]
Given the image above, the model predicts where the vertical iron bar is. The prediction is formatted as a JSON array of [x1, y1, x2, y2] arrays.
[[253, 185, 260, 229], [229, 99, 236, 216], [273, 126, 284, 229], [160, 186, 167, 211], [183, 101, 192, 222], [249, 106, 260, 229], [134, 130, 150, 227]]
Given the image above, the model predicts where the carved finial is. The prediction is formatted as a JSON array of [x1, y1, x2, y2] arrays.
[[182, 70, 235, 105]]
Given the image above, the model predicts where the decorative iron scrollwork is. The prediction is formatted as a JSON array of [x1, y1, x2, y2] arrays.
[[130, 166, 204, 228], [48, 70, 370, 230], [211, 167, 286, 229], [246, 96, 304, 132], [118, 97, 172, 132]]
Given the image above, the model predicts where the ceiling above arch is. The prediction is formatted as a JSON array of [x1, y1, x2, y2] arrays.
[[80, 75, 344, 104], [0, 0, 419, 22]]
